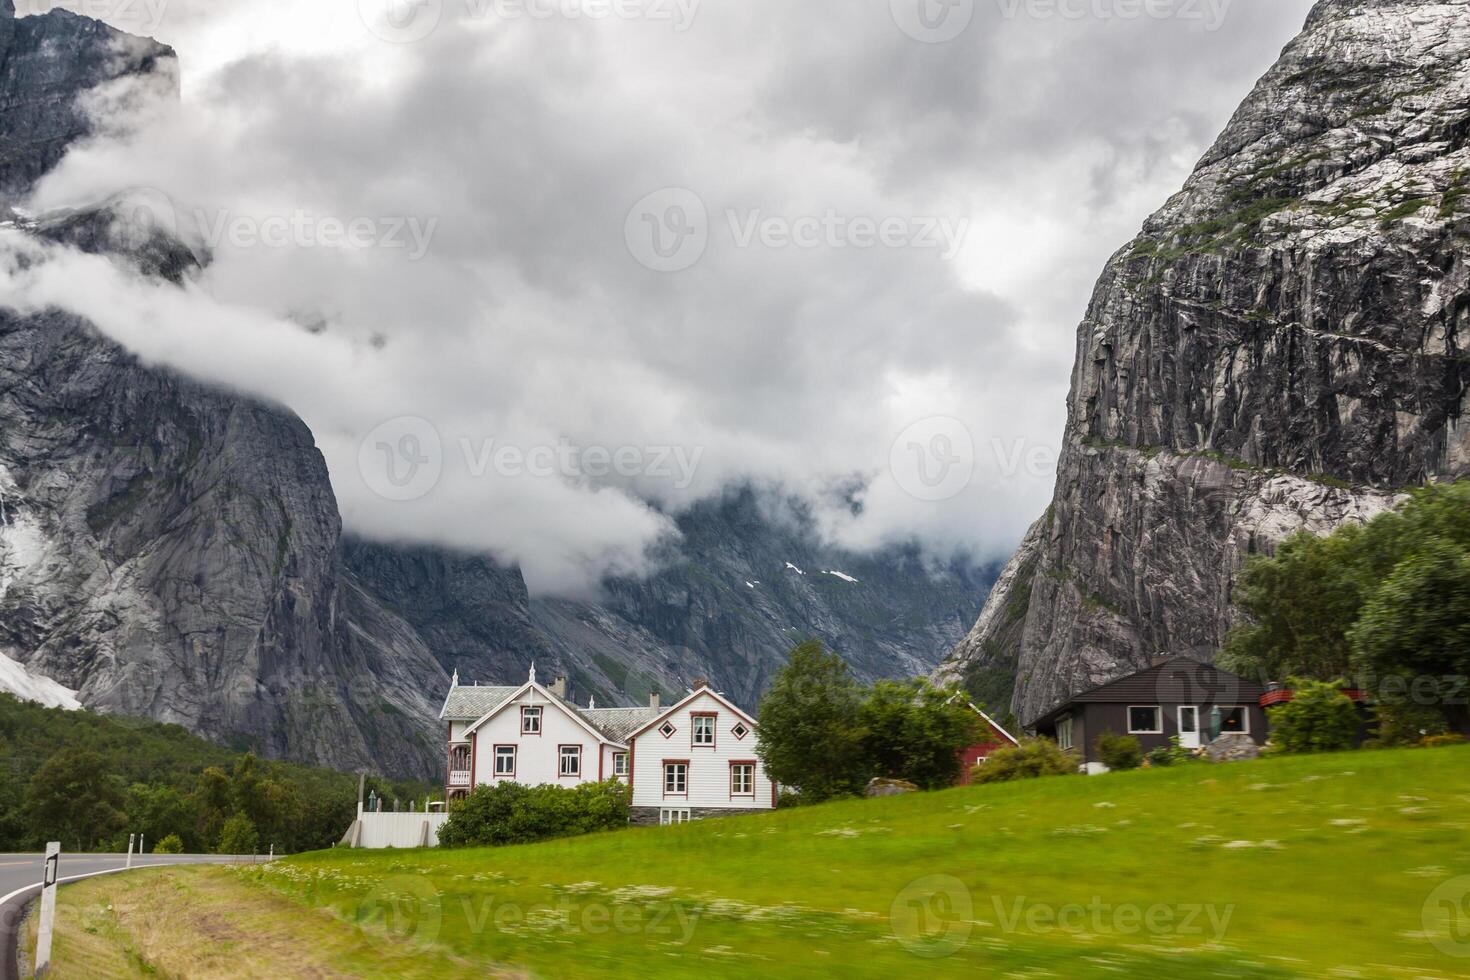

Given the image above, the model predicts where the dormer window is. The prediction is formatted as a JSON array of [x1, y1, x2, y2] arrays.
[[522, 705, 542, 734]]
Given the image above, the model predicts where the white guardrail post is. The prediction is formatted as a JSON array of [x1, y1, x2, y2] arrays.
[[126, 834, 134, 870], [34, 841, 59, 977]]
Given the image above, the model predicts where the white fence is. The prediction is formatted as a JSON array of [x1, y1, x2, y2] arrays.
[[341, 806, 449, 849]]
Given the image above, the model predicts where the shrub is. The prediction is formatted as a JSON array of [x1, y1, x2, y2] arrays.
[[439, 779, 629, 848], [1146, 737, 1198, 767], [1369, 703, 1449, 748], [153, 833, 184, 854], [971, 738, 1077, 784], [1268, 680, 1361, 753], [217, 813, 259, 855], [1422, 733, 1468, 748], [1094, 732, 1143, 771]]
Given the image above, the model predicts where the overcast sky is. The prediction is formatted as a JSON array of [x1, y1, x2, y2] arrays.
[[9, 0, 1317, 594]]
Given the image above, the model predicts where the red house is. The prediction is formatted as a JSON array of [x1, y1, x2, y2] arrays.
[[954, 702, 1020, 784]]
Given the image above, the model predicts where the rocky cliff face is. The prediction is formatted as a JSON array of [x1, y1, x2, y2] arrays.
[[939, 0, 1470, 725], [0, 2, 986, 777]]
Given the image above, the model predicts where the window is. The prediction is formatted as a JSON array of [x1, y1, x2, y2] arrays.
[[692, 713, 716, 747], [731, 722, 749, 741], [1128, 706, 1163, 734], [730, 762, 755, 797], [660, 808, 691, 826], [1218, 706, 1250, 734], [521, 705, 542, 735], [1056, 716, 1074, 751], [663, 761, 688, 796], [559, 745, 582, 777], [613, 752, 629, 776], [494, 745, 516, 777], [659, 721, 676, 739]]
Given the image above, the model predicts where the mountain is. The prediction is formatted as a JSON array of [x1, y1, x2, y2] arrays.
[[938, 0, 1470, 725], [0, 3, 989, 777]]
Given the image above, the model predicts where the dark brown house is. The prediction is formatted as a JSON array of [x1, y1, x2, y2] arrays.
[[1030, 657, 1268, 772]]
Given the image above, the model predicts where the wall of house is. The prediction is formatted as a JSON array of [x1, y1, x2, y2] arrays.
[[630, 690, 773, 811], [469, 687, 610, 788], [1075, 701, 1269, 764]]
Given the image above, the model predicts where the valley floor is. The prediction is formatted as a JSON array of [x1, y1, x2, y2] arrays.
[[27, 746, 1470, 979]]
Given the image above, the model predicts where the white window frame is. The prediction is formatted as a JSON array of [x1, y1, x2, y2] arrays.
[[692, 714, 716, 748], [494, 745, 516, 777], [730, 763, 755, 797], [1218, 705, 1251, 735], [1127, 705, 1163, 735], [613, 752, 629, 777], [559, 745, 582, 778], [522, 705, 542, 735], [1056, 716, 1074, 751], [663, 761, 688, 797], [660, 808, 691, 826]]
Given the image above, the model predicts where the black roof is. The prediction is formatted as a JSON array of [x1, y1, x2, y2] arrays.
[[1033, 657, 1266, 728]]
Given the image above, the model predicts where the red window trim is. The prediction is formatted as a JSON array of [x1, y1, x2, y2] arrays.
[[558, 744, 583, 779], [662, 759, 690, 798], [659, 720, 677, 739], [521, 705, 543, 735], [730, 721, 749, 741], [729, 759, 757, 799], [691, 711, 718, 749], [492, 744, 517, 779]]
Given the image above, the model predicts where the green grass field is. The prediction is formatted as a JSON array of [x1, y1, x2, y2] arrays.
[[35, 746, 1470, 978]]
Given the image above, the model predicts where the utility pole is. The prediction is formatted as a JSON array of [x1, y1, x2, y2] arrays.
[[34, 842, 59, 977]]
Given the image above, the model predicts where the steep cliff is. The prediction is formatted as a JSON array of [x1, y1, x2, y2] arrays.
[[939, 0, 1470, 724]]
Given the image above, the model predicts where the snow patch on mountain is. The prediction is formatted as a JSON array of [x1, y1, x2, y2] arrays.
[[0, 653, 81, 710], [824, 570, 859, 584]]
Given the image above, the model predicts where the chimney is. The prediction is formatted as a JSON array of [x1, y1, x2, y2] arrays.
[[550, 676, 568, 699], [649, 691, 660, 710], [691, 677, 711, 691]]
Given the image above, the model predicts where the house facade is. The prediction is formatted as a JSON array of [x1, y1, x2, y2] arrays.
[[954, 703, 1020, 784], [440, 668, 775, 825], [1030, 656, 1268, 773]]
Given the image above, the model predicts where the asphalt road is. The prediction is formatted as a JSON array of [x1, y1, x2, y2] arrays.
[[0, 852, 263, 980]]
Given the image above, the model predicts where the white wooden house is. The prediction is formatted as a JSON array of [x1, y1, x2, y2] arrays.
[[439, 668, 774, 825]]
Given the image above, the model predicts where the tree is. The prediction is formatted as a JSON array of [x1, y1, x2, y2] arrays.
[[153, 833, 185, 854], [1267, 680, 1360, 753], [971, 738, 1077, 784], [756, 641, 867, 801], [217, 812, 260, 855], [858, 681, 981, 789], [124, 784, 195, 853], [23, 751, 126, 851]]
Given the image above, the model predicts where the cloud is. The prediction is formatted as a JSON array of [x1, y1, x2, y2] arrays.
[[9, 0, 1318, 594]]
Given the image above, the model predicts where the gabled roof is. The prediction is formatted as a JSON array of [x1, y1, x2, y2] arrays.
[[627, 684, 758, 741], [460, 680, 631, 747], [1032, 656, 1266, 729], [579, 706, 663, 743], [968, 703, 1020, 746], [440, 685, 519, 721]]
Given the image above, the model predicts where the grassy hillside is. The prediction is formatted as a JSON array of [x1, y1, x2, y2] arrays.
[[33, 746, 1470, 978]]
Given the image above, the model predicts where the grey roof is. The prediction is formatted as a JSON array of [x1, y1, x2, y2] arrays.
[[441, 685, 519, 721], [578, 706, 663, 742]]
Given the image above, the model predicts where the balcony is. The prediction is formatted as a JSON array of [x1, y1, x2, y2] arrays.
[[448, 770, 471, 788]]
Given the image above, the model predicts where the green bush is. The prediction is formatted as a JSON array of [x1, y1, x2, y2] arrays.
[[1146, 737, 1198, 767], [438, 779, 630, 848], [971, 738, 1078, 784], [1094, 732, 1143, 771], [153, 833, 184, 854], [218, 812, 259, 855], [1268, 680, 1361, 754], [1369, 703, 1449, 748]]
